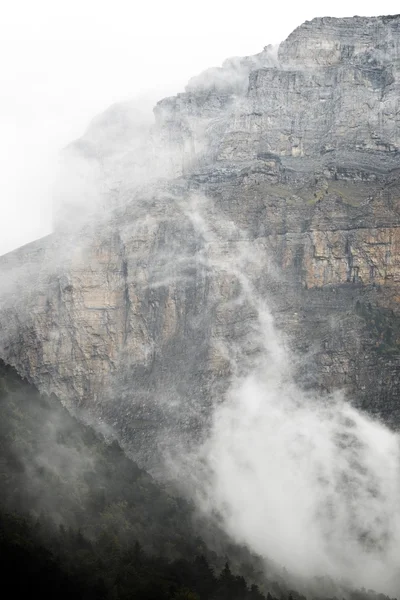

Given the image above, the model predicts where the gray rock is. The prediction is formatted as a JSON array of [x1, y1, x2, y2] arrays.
[[1, 14, 399, 468]]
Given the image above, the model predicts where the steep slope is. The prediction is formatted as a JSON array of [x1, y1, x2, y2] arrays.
[[0, 358, 275, 574], [0, 361, 396, 600], [0, 360, 285, 599], [0, 15, 399, 471]]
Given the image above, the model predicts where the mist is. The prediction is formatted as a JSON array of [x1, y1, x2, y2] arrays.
[[154, 194, 399, 595], [2, 0, 400, 255], [2, 3, 400, 599]]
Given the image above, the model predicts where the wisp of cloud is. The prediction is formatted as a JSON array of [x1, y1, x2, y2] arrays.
[[179, 195, 400, 596]]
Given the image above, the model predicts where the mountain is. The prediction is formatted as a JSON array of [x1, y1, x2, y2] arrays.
[[0, 359, 283, 599], [0, 360, 391, 600], [1, 16, 399, 466], [1, 14, 400, 596]]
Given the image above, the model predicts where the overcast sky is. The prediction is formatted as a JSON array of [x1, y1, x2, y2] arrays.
[[1, 0, 399, 255]]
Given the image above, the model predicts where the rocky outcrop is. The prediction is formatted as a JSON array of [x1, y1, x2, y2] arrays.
[[1, 15, 400, 466]]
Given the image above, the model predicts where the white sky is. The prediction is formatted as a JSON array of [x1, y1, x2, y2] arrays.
[[1, 0, 399, 255]]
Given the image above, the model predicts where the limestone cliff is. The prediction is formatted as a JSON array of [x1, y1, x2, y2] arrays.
[[1, 15, 399, 466]]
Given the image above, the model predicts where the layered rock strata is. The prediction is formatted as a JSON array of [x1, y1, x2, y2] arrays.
[[1, 15, 399, 465]]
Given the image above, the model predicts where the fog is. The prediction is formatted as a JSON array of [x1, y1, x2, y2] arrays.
[[2, 0, 400, 254], [2, 1, 400, 597], [157, 194, 400, 595]]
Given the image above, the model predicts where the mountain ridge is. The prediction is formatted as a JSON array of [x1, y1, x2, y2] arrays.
[[0, 13, 399, 464]]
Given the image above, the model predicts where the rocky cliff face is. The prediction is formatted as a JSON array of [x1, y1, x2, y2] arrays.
[[1, 15, 399, 467]]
